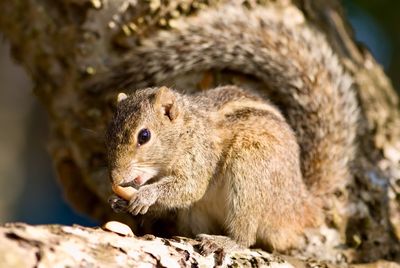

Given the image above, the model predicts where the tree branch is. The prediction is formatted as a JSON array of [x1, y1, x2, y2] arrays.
[[0, 223, 343, 268]]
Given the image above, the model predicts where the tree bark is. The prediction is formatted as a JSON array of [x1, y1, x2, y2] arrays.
[[0, 223, 303, 268], [0, 0, 399, 266], [1, 223, 399, 268]]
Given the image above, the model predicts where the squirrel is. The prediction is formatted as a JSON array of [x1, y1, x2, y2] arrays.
[[107, 85, 321, 251], [99, 4, 360, 252]]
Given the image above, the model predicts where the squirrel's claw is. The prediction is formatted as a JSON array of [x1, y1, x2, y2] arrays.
[[108, 194, 129, 213]]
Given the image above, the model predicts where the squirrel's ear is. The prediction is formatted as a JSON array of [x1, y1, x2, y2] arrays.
[[154, 86, 179, 121], [117, 92, 128, 103]]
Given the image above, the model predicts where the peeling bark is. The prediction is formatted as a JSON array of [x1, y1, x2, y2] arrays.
[[2, 223, 400, 268], [0, 223, 331, 268]]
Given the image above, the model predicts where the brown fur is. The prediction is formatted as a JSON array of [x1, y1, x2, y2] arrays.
[[107, 86, 321, 251], [102, 3, 360, 253], [95, 4, 359, 197]]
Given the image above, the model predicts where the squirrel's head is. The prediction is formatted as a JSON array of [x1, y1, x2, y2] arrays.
[[106, 86, 183, 188]]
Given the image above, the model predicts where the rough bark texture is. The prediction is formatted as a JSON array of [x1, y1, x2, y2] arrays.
[[0, 0, 399, 266], [1, 223, 399, 268], [0, 223, 306, 268]]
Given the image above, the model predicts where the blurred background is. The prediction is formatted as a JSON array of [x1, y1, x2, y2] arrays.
[[0, 0, 398, 226]]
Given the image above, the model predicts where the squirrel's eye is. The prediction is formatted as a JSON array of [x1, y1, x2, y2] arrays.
[[137, 128, 151, 146]]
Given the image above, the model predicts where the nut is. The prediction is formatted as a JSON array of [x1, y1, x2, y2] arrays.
[[112, 185, 137, 200], [103, 221, 134, 237]]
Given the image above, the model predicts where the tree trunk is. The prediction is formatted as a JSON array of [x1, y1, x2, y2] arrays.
[[0, 0, 399, 266]]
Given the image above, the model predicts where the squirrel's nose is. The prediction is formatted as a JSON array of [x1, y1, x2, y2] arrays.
[[110, 169, 124, 185], [110, 169, 117, 181], [110, 169, 121, 181]]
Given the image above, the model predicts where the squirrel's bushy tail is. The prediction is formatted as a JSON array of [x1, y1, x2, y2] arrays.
[[95, 5, 359, 196]]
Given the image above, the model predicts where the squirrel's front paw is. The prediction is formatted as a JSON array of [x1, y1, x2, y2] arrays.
[[109, 194, 129, 213], [128, 185, 159, 215]]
